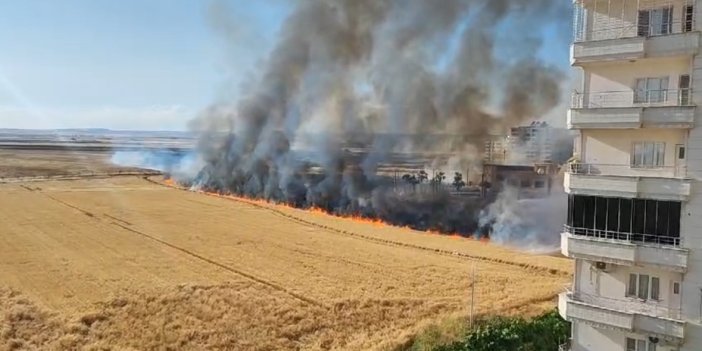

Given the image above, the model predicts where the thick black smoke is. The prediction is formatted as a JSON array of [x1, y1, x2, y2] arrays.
[[184, 0, 569, 237]]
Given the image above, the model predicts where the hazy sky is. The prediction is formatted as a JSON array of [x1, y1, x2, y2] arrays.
[[0, 0, 569, 131]]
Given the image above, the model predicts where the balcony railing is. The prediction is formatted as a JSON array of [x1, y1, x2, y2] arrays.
[[572, 89, 693, 109], [574, 21, 694, 43], [568, 163, 683, 178], [573, 1, 696, 43], [564, 224, 681, 247], [567, 288, 683, 321]]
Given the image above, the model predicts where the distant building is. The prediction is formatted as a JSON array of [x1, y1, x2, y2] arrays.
[[484, 122, 572, 165], [482, 122, 572, 198]]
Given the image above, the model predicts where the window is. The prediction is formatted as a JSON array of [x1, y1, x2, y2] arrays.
[[626, 338, 636, 351], [534, 180, 545, 189], [638, 7, 673, 37], [673, 282, 680, 295], [627, 273, 660, 301], [635, 77, 669, 103], [520, 179, 531, 188], [638, 274, 650, 299], [678, 146, 686, 160], [627, 337, 657, 351], [651, 277, 660, 300], [679, 74, 691, 105], [684, 5, 695, 33], [567, 195, 682, 242], [628, 274, 638, 296], [632, 142, 665, 168], [574, 5, 588, 41]]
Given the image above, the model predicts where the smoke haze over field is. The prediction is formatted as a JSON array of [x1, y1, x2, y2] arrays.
[[171, 0, 571, 245], [479, 186, 569, 252]]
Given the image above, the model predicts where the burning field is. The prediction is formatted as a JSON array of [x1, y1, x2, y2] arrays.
[[0, 175, 572, 350], [147, 0, 574, 246], [1, 0, 575, 349]]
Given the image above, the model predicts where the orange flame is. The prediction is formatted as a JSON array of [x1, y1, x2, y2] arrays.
[[160, 177, 487, 243]]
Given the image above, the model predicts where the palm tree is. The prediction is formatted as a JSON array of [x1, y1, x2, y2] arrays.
[[453, 172, 466, 192], [432, 171, 446, 192], [417, 170, 428, 184], [402, 173, 419, 191]]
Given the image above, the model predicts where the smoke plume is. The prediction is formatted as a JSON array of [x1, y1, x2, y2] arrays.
[[111, 150, 203, 180], [180, 0, 570, 241], [479, 185, 568, 251]]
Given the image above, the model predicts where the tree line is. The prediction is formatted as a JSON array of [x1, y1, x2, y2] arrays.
[[400, 171, 469, 191]]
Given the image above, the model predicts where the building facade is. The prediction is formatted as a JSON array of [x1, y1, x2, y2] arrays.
[[483, 123, 572, 198], [559, 0, 702, 350], [484, 122, 572, 166]]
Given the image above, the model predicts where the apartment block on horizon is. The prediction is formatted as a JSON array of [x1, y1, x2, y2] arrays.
[[483, 122, 572, 198], [559, 0, 702, 350]]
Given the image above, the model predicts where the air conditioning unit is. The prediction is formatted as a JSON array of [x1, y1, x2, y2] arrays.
[[594, 261, 614, 272]]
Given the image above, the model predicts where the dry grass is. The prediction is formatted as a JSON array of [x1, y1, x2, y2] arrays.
[[0, 149, 140, 179], [0, 176, 572, 350]]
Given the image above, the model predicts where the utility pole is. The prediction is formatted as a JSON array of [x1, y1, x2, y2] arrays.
[[470, 261, 477, 329]]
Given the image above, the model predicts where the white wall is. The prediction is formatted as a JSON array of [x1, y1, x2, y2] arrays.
[[573, 322, 626, 351], [583, 0, 691, 41], [678, 177, 702, 350], [681, 324, 702, 351], [685, 54, 702, 180], [576, 260, 683, 314], [585, 0, 640, 40], [582, 128, 685, 167], [678, 26, 702, 351], [585, 57, 691, 94], [571, 1, 702, 349], [573, 322, 678, 351]]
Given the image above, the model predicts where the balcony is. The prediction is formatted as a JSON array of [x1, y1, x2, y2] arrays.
[[561, 227, 688, 272], [559, 290, 685, 343], [565, 164, 692, 201], [572, 32, 700, 65], [569, 90, 695, 129], [572, 2, 699, 65]]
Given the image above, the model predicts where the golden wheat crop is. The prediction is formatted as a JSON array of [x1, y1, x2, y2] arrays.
[[0, 176, 572, 350]]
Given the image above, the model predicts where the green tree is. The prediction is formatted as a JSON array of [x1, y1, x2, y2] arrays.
[[432, 171, 446, 192], [417, 170, 429, 184], [452, 172, 466, 191], [402, 173, 420, 191], [432, 310, 569, 351]]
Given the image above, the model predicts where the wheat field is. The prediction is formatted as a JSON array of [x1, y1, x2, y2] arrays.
[[0, 176, 572, 350]]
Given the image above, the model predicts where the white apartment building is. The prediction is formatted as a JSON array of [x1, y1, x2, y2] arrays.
[[559, 1, 702, 350]]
